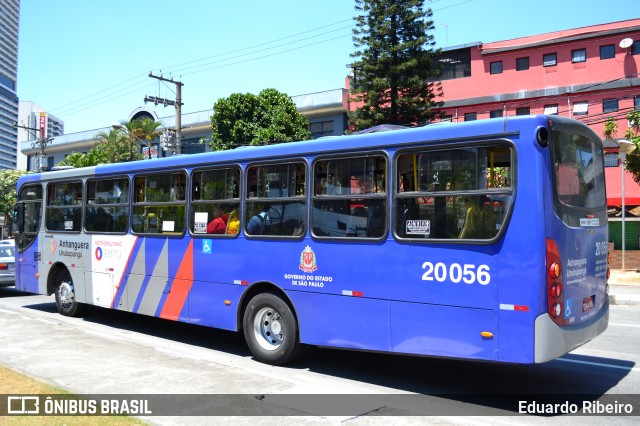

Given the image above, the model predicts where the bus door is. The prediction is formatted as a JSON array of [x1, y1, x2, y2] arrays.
[[12, 184, 43, 294]]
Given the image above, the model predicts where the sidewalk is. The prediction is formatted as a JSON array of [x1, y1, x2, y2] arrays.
[[608, 269, 640, 306]]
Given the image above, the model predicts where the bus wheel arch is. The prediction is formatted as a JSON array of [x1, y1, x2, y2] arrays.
[[48, 263, 84, 317], [239, 282, 302, 365]]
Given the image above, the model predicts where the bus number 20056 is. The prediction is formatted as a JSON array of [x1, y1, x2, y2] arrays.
[[421, 262, 491, 285]]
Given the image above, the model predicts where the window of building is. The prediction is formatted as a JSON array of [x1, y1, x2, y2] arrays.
[[603, 98, 619, 113], [191, 167, 241, 236], [604, 153, 619, 168], [132, 172, 186, 234], [312, 155, 386, 239], [464, 113, 477, 121], [490, 109, 503, 118], [394, 144, 513, 241], [245, 162, 306, 237], [634, 95, 640, 110], [600, 44, 615, 59], [310, 120, 334, 139], [181, 137, 206, 154], [85, 178, 130, 233], [516, 57, 529, 71], [573, 101, 589, 116], [516, 107, 530, 116], [571, 49, 586, 63], [45, 181, 82, 232], [440, 115, 452, 122], [437, 48, 471, 80], [543, 53, 557, 67], [490, 61, 503, 75], [632, 41, 640, 56], [544, 104, 559, 115]]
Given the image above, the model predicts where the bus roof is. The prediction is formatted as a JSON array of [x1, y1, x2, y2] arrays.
[[18, 115, 595, 184]]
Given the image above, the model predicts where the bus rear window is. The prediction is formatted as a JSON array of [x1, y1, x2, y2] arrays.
[[552, 130, 606, 209]]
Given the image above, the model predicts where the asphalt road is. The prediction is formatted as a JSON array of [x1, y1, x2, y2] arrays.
[[0, 287, 638, 425]]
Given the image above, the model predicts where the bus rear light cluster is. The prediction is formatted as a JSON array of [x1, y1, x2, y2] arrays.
[[546, 238, 568, 325], [549, 282, 562, 298], [550, 302, 562, 318]]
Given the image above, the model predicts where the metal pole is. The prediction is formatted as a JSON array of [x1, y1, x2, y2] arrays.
[[175, 83, 182, 155], [621, 151, 626, 271]]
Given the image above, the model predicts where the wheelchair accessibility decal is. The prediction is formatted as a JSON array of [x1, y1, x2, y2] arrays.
[[202, 239, 212, 254]]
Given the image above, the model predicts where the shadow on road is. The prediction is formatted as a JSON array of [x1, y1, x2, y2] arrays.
[[15, 294, 634, 416]]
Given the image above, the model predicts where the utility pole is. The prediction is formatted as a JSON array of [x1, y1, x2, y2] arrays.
[[13, 121, 53, 172], [147, 73, 184, 155]]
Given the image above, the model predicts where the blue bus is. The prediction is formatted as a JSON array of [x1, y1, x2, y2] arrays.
[[12, 115, 609, 365]]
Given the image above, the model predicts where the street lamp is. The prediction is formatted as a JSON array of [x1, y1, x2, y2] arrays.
[[617, 138, 636, 271]]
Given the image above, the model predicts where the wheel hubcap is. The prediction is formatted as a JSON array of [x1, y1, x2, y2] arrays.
[[253, 307, 285, 351], [58, 281, 75, 307]]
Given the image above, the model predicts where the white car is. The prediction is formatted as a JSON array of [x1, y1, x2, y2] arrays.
[[0, 241, 15, 287]]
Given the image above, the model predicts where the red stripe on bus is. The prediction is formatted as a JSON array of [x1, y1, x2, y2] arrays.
[[160, 240, 194, 321]]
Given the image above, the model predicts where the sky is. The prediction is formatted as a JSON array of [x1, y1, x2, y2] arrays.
[[17, 0, 639, 134]]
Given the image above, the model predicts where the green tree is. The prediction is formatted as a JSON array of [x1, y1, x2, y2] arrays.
[[0, 169, 28, 236], [135, 118, 164, 159], [210, 88, 311, 151], [623, 110, 640, 185], [350, 0, 443, 130], [56, 127, 145, 168], [57, 152, 93, 168]]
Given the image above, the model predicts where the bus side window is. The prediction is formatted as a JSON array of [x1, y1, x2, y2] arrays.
[[245, 162, 306, 238], [312, 155, 387, 240], [132, 172, 186, 235], [394, 145, 512, 241]]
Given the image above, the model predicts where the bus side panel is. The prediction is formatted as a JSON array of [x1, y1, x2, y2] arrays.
[[187, 282, 243, 331], [495, 136, 547, 363], [293, 292, 390, 352], [389, 302, 497, 360]]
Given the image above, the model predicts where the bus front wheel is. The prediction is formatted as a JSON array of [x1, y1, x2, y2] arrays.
[[54, 270, 84, 317], [243, 292, 300, 365]]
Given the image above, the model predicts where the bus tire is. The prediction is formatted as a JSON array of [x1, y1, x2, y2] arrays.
[[54, 270, 84, 317], [243, 292, 300, 365]]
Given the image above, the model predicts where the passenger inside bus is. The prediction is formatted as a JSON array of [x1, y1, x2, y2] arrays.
[[247, 204, 270, 235], [459, 196, 496, 239], [207, 206, 228, 234]]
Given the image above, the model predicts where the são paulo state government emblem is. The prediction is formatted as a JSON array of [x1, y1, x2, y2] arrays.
[[299, 245, 318, 273]]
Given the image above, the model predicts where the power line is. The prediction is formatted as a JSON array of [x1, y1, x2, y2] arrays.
[[45, 1, 476, 123], [158, 19, 353, 74]]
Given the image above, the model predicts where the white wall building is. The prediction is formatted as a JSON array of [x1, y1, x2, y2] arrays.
[[19, 89, 348, 171]]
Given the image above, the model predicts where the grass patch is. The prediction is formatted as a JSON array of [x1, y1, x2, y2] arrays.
[[0, 364, 146, 425]]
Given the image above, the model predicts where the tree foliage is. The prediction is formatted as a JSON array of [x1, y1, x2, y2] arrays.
[[133, 118, 164, 159], [350, 0, 443, 130], [622, 110, 640, 186], [210, 88, 311, 151], [0, 169, 29, 235], [56, 120, 147, 168]]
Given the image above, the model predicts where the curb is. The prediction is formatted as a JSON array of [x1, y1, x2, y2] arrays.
[[609, 294, 640, 306]]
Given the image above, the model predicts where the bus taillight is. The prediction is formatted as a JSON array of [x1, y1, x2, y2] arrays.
[[546, 238, 567, 325]]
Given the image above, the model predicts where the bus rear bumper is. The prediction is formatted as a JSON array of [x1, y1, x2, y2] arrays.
[[534, 299, 609, 363]]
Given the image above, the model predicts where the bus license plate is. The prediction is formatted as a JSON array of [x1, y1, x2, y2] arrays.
[[582, 295, 595, 312]]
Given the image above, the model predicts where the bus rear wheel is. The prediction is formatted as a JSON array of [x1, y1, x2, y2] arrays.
[[54, 270, 84, 317], [243, 292, 300, 365]]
